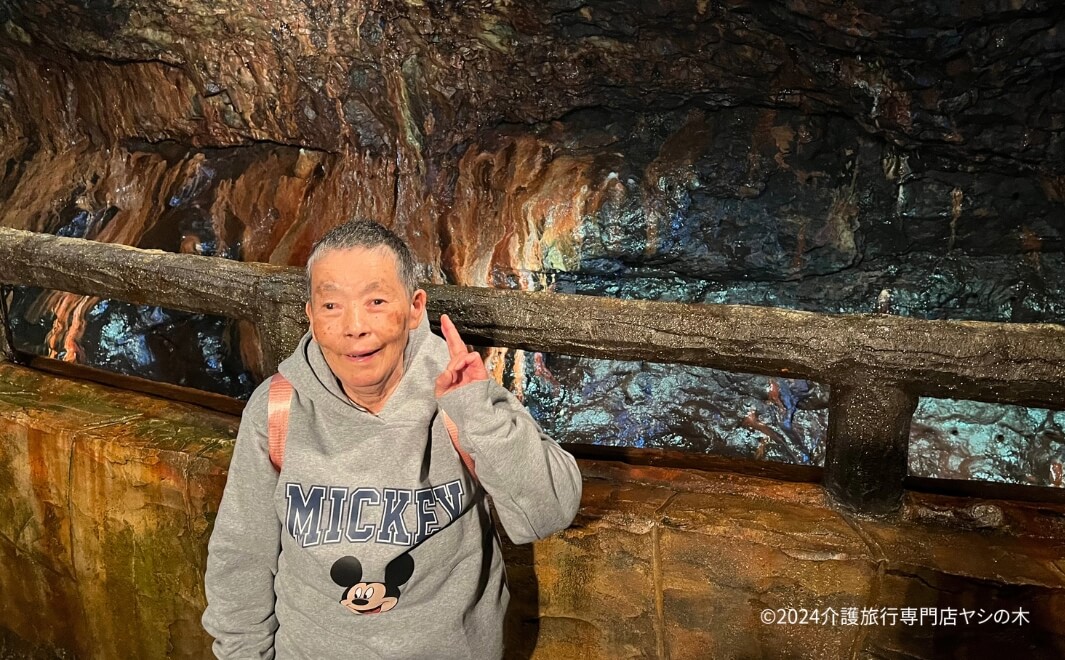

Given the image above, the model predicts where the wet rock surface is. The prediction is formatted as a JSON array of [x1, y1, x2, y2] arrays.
[[0, 364, 236, 658], [0, 1, 1062, 482]]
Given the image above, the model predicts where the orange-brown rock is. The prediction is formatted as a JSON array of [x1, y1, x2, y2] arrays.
[[0, 363, 236, 658], [2, 362, 1064, 658]]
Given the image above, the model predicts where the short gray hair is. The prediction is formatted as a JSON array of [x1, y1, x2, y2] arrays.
[[305, 219, 418, 300]]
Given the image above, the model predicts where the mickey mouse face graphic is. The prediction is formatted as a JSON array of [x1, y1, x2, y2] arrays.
[[330, 553, 415, 615]]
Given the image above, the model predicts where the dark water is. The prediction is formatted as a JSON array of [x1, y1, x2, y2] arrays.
[[7, 286, 255, 399]]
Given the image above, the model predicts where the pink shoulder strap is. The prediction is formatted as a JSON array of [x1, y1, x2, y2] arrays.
[[440, 410, 478, 482], [264, 373, 478, 483], [267, 373, 294, 471]]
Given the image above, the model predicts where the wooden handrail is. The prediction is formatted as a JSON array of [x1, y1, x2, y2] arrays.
[[1, 227, 1062, 514], [425, 287, 1065, 409]]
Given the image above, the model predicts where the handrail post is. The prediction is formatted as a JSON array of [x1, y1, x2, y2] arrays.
[[0, 285, 13, 363], [0, 315, 11, 363], [823, 371, 918, 515], [254, 310, 306, 376], [251, 275, 309, 376]]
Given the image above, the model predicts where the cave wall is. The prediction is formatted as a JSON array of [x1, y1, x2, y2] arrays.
[[0, 1, 1062, 480]]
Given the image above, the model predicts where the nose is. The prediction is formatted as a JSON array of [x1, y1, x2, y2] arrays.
[[342, 305, 369, 337]]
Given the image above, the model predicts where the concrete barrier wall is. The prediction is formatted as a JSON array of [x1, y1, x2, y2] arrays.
[[1, 363, 1063, 659]]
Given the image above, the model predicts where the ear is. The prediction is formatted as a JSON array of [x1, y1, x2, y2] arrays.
[[385, 552, 415, 588], [331, 556, 363, 587], [305, 301, 316, 340], [408, 289, 427, 330]]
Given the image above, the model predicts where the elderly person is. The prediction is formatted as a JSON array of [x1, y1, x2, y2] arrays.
[[202, 220, 583, 659]]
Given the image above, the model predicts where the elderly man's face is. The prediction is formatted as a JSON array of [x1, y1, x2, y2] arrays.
[[305, 246, 426, 405]]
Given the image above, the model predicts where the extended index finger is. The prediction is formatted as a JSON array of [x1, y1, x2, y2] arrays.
[[440, 314, 468, 358]]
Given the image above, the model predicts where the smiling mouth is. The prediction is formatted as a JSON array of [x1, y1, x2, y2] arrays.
[[346, 348, 381, 360], [355, 605, 383, 614]]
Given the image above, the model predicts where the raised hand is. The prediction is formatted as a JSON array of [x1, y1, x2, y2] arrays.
[[435, 313, 489, 398]]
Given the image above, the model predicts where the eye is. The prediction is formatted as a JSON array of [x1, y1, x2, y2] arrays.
[[371, 299, 385, 305], [323, 302, 336, 310], [365, 586, 374, 599], [354, 586, 363, 598]]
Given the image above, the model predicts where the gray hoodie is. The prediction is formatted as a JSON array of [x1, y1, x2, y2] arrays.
[[202, 308, 583, 659]]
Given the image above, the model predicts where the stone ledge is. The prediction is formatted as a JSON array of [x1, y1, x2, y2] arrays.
[[1, 363, 1063, 659], [0, 364, 235, 659]]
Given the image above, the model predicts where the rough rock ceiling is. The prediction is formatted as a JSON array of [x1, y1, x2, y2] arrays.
[[3, 0, 1062, 173]]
